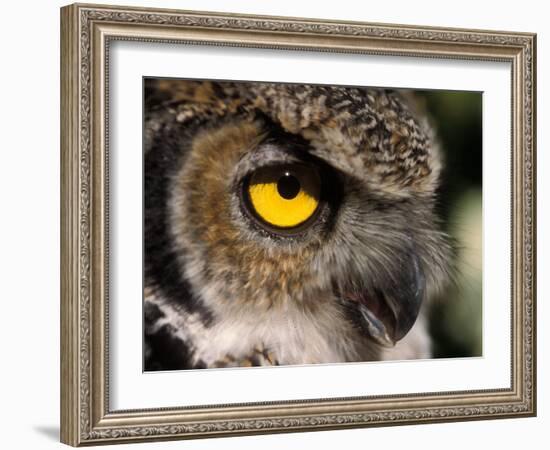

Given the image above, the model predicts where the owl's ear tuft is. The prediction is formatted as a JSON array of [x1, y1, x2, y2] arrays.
[[145, 79, 222, 106]]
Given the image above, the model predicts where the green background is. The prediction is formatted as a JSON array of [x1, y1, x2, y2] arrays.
[[413, 90, 483, 358]]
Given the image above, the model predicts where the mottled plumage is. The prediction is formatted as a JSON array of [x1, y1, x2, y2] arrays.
[[144, 79, 452, 371]]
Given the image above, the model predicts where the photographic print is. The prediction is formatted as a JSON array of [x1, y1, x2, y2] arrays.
[[61, 4, 535, 445], [143, 79, 482, 371]]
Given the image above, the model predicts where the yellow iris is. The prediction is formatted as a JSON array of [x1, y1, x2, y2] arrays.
[[247, 166, 321, 229]]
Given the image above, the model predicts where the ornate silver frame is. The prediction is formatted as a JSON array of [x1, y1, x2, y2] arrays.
[[60, 3, 536, 446]]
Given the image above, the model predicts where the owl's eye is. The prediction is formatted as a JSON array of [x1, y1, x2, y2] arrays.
[[244, 164, 321, 230]]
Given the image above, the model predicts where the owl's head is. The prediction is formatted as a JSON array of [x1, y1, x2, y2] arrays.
[[145, 80, 452, 349]]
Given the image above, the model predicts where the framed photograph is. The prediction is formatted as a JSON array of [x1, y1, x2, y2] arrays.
[[60, 3, 537, 446]]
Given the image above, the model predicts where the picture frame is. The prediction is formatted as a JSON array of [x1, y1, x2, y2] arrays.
[[60, 2, 536, 446]]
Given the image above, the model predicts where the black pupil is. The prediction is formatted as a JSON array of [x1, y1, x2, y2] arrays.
[[277, 173, 301, 199]]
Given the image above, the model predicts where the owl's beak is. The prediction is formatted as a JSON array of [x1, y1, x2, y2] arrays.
[[344, 250, 426, 347]]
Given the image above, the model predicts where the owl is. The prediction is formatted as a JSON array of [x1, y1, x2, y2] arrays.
[[144, 79, 452, 370]]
